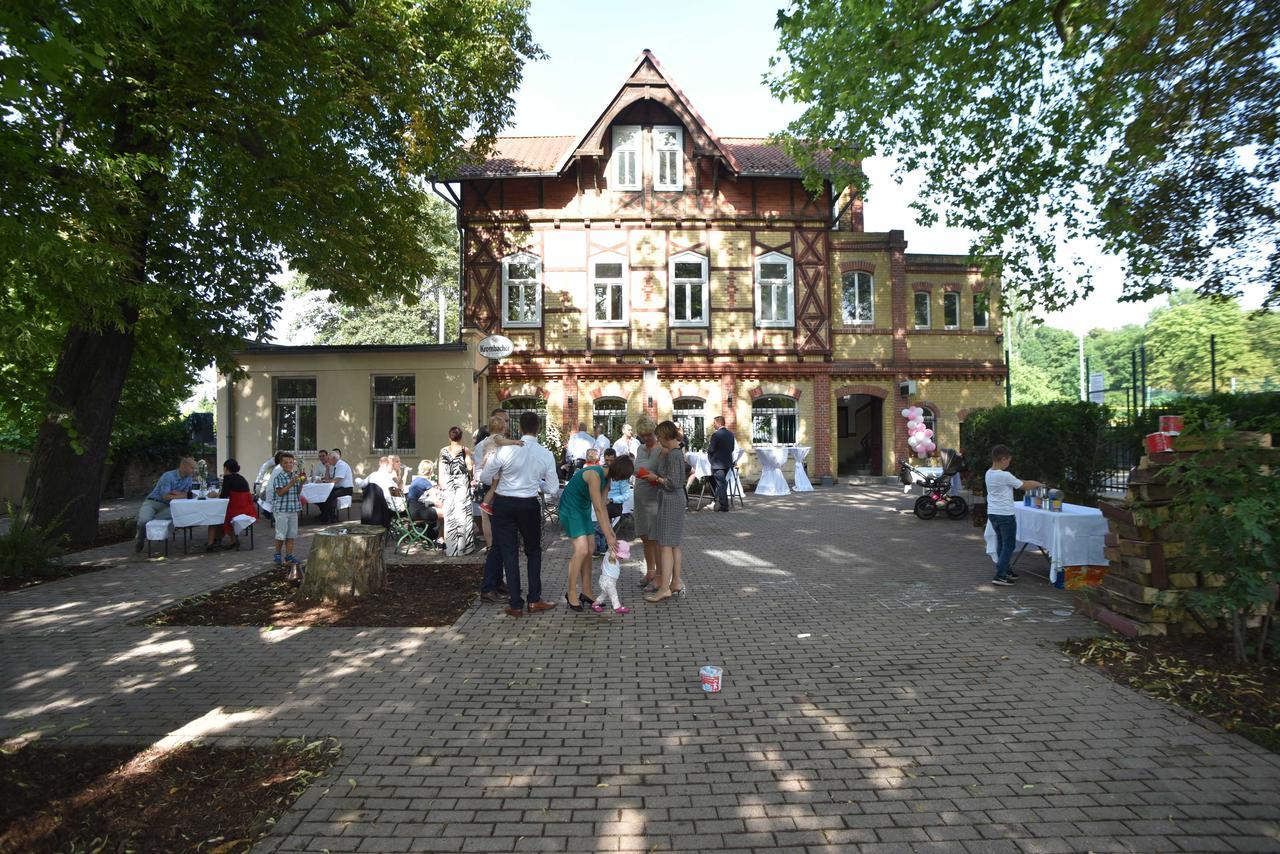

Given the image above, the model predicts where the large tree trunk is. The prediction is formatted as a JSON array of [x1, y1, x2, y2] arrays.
[[22, 319, 137, 546], [299, 526, 388, 603]]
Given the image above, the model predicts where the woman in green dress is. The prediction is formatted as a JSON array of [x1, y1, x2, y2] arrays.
[[560, 454, 635, 611]]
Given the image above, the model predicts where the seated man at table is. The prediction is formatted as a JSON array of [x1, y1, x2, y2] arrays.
[[986, 444, 1043, 587], [134, 457, 197, 552], [366, 456, 403, 510], [310, 450, 332, 481], [318, 448, 354, 522]]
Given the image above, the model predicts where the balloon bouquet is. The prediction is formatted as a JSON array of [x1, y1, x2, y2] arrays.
[[900, 405, 936, 460]]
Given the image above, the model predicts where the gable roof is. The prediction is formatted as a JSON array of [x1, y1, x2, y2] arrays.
[[450, 51, 835, 182]]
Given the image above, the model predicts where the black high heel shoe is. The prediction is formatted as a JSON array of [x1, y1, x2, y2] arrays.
[[564, 592, 583, 612], [578, 593, 593, 607]]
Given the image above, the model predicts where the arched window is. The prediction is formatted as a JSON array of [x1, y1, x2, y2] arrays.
[[751, 395, 797, 445], [842, 270, 873, 324], [920, 405, 937, 444], [673, 397, 707, 450], [593, 397, 627, 441], [501, 396, 546, 435]]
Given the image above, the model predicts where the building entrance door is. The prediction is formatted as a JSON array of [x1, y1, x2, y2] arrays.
[[836, 394, 882, 476]]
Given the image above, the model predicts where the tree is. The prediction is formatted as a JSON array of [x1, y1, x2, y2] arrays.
[[1, 1, 539, 544], [1144, 292, 1269, 395], [769, 0, 1280, 310], [288, 198, 462, 345], [1084, 323, 1146, 408], [1010, 360, 1064, 405], [1016, 324, 1078, 401]]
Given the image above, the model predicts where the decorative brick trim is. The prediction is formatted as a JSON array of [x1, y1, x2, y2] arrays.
[[563, 375, 579, 434], [942, 282, 962, 293], [832, 384, 888, 400], [911, 281, 933, 292], [890, 235, 909, 366], [590, 387, 605, 400], [496, 385, 549, 402], [720, 373, 736, 428], [748, 384, 802, 401], [839, 260, 877, 274], [972, 280, 992, 293]]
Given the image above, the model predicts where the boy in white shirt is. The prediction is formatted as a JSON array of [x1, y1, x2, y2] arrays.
[[985, 444, 1042, 587]]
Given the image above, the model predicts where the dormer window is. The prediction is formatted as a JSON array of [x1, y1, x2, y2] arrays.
[[653, 125, 684, 190], [611, 125, 640, 190]]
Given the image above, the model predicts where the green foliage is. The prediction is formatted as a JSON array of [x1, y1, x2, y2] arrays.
[[1009, 360, 1065, 405], [961, 401, 1112, 503], [1145, 293, 1275, 396], [288, 197, 462, 345], [0, 0, 539, 534], [110, 419, 198, 467], [1012, 320, 1078, 401], [770, 0, 1280, 309], [0, 502, 65, 582], [1163, 428, 1280, 664], [540, 419, 565, 469]]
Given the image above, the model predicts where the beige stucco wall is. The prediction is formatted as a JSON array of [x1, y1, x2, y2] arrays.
[[218, 347, 476, 479]]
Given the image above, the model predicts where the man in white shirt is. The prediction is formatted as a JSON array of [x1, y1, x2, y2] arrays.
[[593, 425, 611, 455], [319, 447, 355, 523], [480, 411, 560, 617], [612, 423, 638, 459], [565, 421, 593, 467], [310, 449, 332, 481], [364, 456, 403, 526]]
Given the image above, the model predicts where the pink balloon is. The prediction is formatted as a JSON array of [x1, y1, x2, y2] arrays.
[[923, 428, 933, 438], [925, 441, 937, 452], [917, 449, 929, 459]]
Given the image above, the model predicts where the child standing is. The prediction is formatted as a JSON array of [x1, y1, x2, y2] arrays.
[[272, 452, 306, 569], [985, 444, 1042, 586], [592, 539, 631, 614]]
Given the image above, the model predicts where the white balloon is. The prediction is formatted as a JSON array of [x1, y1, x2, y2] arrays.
[[900, 408, 911, 418], [908, 436, 919, 447]]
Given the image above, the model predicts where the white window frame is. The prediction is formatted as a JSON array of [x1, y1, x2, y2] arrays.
[[943, 291, 960, 329], [913, 290, 931, 329], [273, 377, 318, 455], [501, 253, 542, 329], [973, 291, 990, 329], [755, 251, 795, 328], [589, 252, 628, 327], [751, 395, 798, 446], [673, 397, 707, 450], [841, 270, 874, 325], [610, 125, 641, 191], [652, 124, 684, 191], [669, 251, 708, 327]]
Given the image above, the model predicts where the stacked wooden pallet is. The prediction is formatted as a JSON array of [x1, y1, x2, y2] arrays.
[[1089, 432, 1272, 636]]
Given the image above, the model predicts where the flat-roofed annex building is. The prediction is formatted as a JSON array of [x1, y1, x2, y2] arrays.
[[451, 50, 1004, 480]]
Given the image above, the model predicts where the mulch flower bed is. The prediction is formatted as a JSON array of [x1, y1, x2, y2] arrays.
[[142, 559, 485, 628], [0, 737, 340, 853], [1062, 634, 1280, 752]]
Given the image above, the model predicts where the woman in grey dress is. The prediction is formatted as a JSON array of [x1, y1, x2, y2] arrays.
[[631, 416, 661, 590], [641, 420, 686, 603]]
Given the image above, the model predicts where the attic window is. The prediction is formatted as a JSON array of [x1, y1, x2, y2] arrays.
[[611, 125, 640, 190], [653, 125, 683, 191]]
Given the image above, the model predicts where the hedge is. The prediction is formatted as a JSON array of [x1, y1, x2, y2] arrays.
[[960, 401, 1112, 505]]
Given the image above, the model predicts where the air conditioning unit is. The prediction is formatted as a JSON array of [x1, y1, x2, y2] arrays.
[[898, 380, 918, 397]]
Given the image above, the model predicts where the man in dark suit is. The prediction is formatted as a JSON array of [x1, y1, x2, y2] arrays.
[[707, 415, 735, 512]]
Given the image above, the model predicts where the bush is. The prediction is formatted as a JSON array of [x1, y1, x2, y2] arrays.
[[0, 501, 66, 582], [111, 418, 198, 466], [1115, 392, 1280, 457], [960, 401, 1112, 504]]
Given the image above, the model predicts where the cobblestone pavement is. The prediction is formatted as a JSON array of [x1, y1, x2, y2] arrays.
[[3, 486, 1278, 853]]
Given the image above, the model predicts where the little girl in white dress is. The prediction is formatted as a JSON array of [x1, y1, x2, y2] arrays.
[[592, 540, 632, 614]]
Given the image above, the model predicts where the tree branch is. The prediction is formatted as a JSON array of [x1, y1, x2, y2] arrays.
[[1052, 0, 1077, 44], [959, 0, 1024, 33], [302, 0, 358, 40]]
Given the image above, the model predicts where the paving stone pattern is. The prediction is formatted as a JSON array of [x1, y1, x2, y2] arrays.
[[2, 487, 1279, 853]]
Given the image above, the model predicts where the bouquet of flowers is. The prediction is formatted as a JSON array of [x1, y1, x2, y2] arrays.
[[196, 459, 209, 487]]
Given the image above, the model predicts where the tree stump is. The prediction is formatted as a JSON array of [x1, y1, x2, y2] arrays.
[[298, 525, 386, 603]]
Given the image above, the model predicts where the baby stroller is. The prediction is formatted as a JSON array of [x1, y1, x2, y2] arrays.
[[898, 448, 968, 520]]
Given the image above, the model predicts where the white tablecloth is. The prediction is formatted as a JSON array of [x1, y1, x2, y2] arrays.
[[685, 451, 711, 478], [789, 446, 813, 492], [754, 447, 791, 496], [984, 503, 1108, 583], [300, 482, 334, 505], [169, 498, 229, 528]]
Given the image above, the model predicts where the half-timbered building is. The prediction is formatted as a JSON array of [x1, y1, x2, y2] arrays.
[[453, 50, 1005, 481]]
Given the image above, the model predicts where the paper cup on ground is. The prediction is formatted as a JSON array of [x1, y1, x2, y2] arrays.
[[700, 666, 723, 693]]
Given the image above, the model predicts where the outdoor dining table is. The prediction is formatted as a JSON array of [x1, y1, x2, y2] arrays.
[[300, 481, 334, 507], [789, 446, 813, 492], [983, 502, 1108, 585], [169, 497, 230, 553], [685, 450, 712, 479], [753, 447, 791, 496]]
